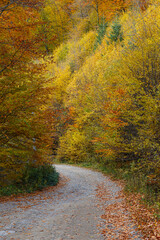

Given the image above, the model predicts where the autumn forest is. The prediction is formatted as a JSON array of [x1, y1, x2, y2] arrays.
[[0, 0, 160, 212]]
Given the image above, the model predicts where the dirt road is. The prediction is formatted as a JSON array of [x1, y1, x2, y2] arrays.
[[0, 165, 142, 240]]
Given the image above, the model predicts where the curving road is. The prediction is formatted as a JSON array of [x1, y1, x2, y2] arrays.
[[0, 165, 142, 240]]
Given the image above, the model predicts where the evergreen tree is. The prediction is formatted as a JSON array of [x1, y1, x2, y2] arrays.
[[94, 18, 108, 50], [107, 20, 123, 44]]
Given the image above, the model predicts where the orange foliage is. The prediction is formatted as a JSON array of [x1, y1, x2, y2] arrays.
[[83, 0, 131, 21], [0, 0, 45, 74]]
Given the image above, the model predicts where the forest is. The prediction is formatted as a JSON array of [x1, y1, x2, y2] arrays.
[[0, 0, 160, 210]]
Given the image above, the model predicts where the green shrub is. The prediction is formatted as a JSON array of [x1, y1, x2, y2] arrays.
[[0, 164, 59, 196], [22, 164, 59, 187]]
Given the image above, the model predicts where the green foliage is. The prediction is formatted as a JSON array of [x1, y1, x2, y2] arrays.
[[58, 45, 69, 62], [107, 20, 123, 44], [22, 164, 59, 189], [0, 164, 59, 196], [94, 18, 108, 50], [54, 43, 69, 63]]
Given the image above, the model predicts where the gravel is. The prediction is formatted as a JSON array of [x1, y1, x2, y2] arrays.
[[0, 164, 143, 240]]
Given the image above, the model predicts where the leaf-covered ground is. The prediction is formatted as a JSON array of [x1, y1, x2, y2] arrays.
[[96, 181, 160, 239], [0, 165, 157, 240]]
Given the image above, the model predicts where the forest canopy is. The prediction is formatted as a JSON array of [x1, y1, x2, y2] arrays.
[[0, 0, 160, 201]]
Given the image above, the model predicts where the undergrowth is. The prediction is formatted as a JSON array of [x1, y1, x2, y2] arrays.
[[0, 164, 59, 196]]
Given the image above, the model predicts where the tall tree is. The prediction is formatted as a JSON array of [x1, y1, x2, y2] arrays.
[[0, 0, 56, 186]]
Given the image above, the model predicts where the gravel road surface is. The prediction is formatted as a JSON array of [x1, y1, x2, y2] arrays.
[[0, 165, 142, 240]]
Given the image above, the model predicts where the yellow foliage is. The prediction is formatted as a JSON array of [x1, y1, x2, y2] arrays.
[[47, 31, 96, 103], [57, 128, 89, 163], [46, 0, 160, 184]]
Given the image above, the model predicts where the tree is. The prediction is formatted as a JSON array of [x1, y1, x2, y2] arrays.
[[38, 0, 76, 53], [107, 20, 123, 44], [0, 0, 45, 74], [0, 0, 57, 186], [94, 18, 108, 50], [0, 62, 55, 186]]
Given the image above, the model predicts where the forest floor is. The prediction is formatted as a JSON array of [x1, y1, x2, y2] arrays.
[[0, 165, 143, 240]]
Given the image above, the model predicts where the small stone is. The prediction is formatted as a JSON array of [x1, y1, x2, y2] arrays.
[[7, 230, 15, 234], [0, 231, 8, 236]]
